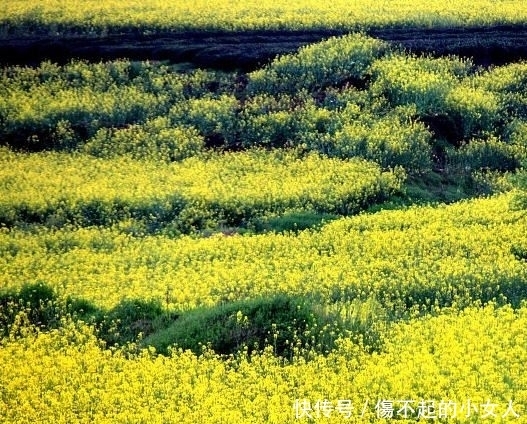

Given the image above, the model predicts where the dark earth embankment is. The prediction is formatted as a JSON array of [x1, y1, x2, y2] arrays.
[[1, 25, 527, 70]]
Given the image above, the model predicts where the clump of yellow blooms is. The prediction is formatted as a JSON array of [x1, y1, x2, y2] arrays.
[[1, 191, 526, 310], [0, 148, 402, 230], [0, 304, 525, 423], [2, 0, 527, 34]]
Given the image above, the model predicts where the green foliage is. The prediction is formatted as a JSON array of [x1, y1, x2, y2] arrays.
[[238, 92, 311, 148], [0, 282, 59, 337], [472, 61, 527, 99], [84, 117, 204, 162], [509, 170, 527, 211], [0, 282, 112, 340], [253, 211, 338, 233], [143, 295, 310, 356], [0, 61, 226, 151], [447, 137, 521, 172], [445, 85, 501, 139], [370, 54, 510, 144], [503, 120, 527, 166], [0, 283, 385, 358], [96, 298, 171, 347], [168, 95, 239, 146], [240, 110, 301, 148], [511, 244, 527, 262], [370, 54, 472, 115], [247, 33, 388, 95], [142, 294, 384, 357], [318, 112, 432, 172], [0, 282, 176, 350]]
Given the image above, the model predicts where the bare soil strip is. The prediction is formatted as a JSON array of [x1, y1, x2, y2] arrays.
[[1, 26, 526, 69]]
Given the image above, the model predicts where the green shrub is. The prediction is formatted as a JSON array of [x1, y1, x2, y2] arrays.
[[142, 295, 313, 356], [0, 283, 177, 349], [142, 294, 386, 357], [370, 54, 472, 115], [97, 298, 170, 347], [445, 86, 501, 139], [238, 92, 312, 148], [447, 137, 521, 172], [0, 282, 59, 337], [247, 33, 388, 95], [168, 95, 238, 146], [239, 110, 301, 148], [511, 245, 527, 262], [321, 114, 432, 172], [252, 211, 339, 233], [84, 117, 204, 162], [503, 120, 527, 166], [0, 60, 191, 151]]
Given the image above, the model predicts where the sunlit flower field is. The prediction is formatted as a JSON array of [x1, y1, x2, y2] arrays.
[[1, 5, 527, 423]]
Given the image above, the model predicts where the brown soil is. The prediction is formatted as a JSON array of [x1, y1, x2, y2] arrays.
[[1, 26, 527, 70]]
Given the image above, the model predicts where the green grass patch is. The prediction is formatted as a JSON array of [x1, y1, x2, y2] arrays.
[[251, 211, 339, 233], [142, 294, 386, 358], [0, 283, 386, 358]]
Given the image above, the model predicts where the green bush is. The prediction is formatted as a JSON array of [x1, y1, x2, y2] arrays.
[[370, 54, 472, 116], [252, 211, 338, 233], [247, 33, 388, 95], [168, 95, 238, 147], [239, 110, 301, 148], [320, 114, 432, 172], [97, 298, 170, 347], [447, 137, 521, 172], [142, 294, 385, 357], [142, 295, 311, 356], [0, 283, 176, 349], [509, 170, 527, 211], [0, 285, 385, 359], [511, 245, 527, 262], [0, 60, 196, 151], [0, 282, 59, 337], [503, 120, 527, 165], [445, 86, 501, 139], [84, 117, 204, 162], [239, 92, 312, 148]]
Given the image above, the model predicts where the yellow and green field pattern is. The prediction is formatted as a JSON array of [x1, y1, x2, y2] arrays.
[[1, 189, 526, 310], [2, 0, 527, 33], [1, 192, 527, 422], [0, 148, 402, 232], [2, 5, 527, 422]]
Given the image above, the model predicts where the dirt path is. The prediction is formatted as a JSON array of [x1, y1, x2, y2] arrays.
[[1, 26, 526, 70]]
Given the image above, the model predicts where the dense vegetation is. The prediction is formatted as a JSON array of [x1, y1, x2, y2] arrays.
[[0, 149, 402, 233], [2, 0, 527, 35], [1, 22, 527, 424], [2, 34, 526, 174]]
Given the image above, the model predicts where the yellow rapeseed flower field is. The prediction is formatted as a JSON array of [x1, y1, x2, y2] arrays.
[[0, 148, 402, 230], [2, 0, 527, 33], [0, 305, 525, 422], [1, 192, 526, 310], [1, 6, 527, 422]]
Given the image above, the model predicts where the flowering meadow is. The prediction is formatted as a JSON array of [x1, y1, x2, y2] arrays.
[[1, 17, 527, 424], [2, 0, 527, 35], [1, 304, 526, 423]]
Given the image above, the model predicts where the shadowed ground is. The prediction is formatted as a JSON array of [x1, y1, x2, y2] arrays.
[[1, 25, 527, 70]]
